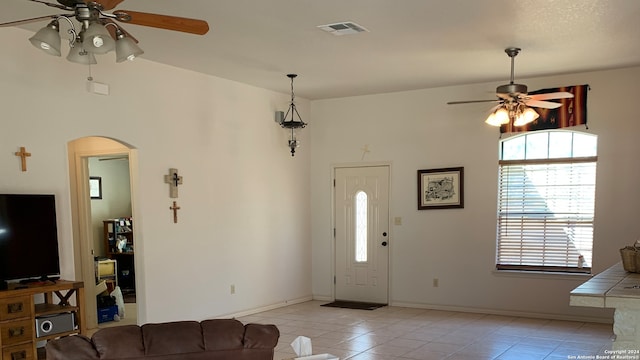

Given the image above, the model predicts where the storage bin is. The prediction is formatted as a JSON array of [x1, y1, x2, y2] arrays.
[[98, 260, 116, 276], [97, 305, 118, 323], [620, 245, 639, 273]]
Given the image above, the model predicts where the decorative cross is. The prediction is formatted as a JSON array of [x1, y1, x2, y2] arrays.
[[360, 144, 371, 161], [14, 147, 31, 172], [170, 201, 181, 223], [163, 168, 183, 198]]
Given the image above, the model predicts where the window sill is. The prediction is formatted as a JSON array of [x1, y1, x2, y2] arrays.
[[492, 269, 593, 281]]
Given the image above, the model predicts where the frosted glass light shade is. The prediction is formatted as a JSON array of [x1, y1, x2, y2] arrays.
[[116, 36, 144, 62], [513, 107, 539, 126], [29, 22, 61, 56], [83, 22, 115, 54], [67, 42, 97, 64], [485, 108, 510, 126]]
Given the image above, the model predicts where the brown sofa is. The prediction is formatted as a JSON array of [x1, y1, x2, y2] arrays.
[[45, 319, 280, 360]]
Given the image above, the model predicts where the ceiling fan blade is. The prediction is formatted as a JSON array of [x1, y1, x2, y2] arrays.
[[87, 0, 125, 11], [527, 91, 574, 101], [447, 99, 500, 105], [0, 15, 58, 27], [28, 0, 70, 10], [114, 10, 210, 35], [524, 100, 563, 109]]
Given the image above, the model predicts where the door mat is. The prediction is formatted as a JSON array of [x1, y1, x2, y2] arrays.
[[321, 300, 386, 310]]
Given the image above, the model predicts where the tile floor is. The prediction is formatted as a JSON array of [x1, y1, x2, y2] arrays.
[[237, 301, 615, 360], [93, 303, 137, 333]]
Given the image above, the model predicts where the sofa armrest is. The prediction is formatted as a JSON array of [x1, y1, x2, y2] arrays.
[[46, 334, 99, 360], [243, 323, 280, 349]]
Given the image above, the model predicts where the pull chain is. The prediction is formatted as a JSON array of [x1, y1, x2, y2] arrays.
[[87, 62, 93, 82]]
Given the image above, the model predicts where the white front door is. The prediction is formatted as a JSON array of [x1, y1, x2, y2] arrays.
[[334, 165, 390, 304]]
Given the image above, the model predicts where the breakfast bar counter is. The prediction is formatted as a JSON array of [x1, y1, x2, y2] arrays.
[[570, 262, 640, 351]]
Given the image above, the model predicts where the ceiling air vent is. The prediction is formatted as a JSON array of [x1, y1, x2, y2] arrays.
[[317, 22, 369, 36]]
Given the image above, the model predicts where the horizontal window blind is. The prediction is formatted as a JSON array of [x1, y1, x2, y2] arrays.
[[496, 157, 596, 273]]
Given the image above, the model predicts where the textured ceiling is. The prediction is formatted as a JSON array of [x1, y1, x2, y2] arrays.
[[2, 0, 640, 99]]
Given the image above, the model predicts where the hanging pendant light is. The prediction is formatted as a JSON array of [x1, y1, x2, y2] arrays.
[[278, 74, 307, 156]]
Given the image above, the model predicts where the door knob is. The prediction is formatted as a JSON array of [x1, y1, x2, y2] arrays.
[[382, 232, 387, 237], [381, 241, 388, 246]]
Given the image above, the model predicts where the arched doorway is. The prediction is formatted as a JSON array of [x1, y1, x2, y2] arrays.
[[67, 136, 141, 330]]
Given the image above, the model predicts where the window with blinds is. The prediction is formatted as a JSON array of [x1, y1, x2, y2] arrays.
[[496, 130, 597, 274]]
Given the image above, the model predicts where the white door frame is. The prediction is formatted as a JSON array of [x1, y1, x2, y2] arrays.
[[331, 162, 391, 303], [67, 137, 141, 329]]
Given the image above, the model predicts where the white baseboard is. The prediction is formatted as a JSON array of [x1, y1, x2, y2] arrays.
[[216, 296, 612, 325], [390, 300, 613, 324], [218, 295, 314, 319]]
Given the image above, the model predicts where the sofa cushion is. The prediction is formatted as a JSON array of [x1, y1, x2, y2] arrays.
[[244, 323, 280, 349], [46, 334, 99, 360], [142, 321, 204, 356], [201, 318, 244, 350], [92, 325, 145, 358]]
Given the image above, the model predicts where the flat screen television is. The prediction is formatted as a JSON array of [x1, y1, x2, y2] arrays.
[[0, 194, 61, 286]]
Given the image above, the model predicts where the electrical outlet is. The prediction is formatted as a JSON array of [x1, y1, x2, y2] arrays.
[[433, 278, 439, 287], [230, 285, 235, 294]]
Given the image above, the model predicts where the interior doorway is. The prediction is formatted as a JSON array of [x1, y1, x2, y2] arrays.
[[89, 156, 136, 299], [334, 165, 390, 304], [67, 137, 139, 330]]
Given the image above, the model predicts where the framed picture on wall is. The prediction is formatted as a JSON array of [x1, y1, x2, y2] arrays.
[[417, 167, 464, 210], [90, 176, 102, 199]]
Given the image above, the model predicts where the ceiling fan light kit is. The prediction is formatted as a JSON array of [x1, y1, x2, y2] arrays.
[[3, 0, 209, 66], [448, 47, 573, 128]]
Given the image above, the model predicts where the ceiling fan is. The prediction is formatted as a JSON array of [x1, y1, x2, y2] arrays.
[[447, 47, 574, 127], [0, 0, 209, 63]]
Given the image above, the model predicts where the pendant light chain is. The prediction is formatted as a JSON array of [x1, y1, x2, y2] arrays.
[[290, 75, 295, 105]]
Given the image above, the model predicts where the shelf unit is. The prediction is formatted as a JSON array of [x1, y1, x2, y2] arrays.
[[0, 280, 85, 360], [103, 219, 135, 294], [103, 218, 134, 256]]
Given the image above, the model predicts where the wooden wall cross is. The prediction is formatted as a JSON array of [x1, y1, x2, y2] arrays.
[[163, 168, 183, 198], [170, 201, 181, 223], [14, 146, 31, 172]]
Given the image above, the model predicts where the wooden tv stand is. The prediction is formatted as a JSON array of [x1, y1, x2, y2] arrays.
[[0, 280, 84, 360]]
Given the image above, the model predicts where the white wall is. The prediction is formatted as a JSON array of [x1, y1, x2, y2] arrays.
[[0, 28, 311, 324], [310, 66, 640, 322]]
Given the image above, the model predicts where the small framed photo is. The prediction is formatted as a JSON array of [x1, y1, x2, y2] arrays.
[[89, 176, 102, 199], [417, 167, 464, 210]]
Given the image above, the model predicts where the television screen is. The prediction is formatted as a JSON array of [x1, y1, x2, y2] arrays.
[[0, 194, 61, 283]]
